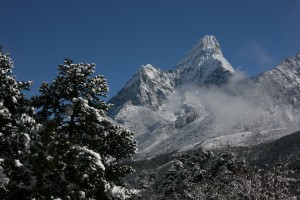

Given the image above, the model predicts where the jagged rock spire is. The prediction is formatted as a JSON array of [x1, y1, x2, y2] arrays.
[[175, 35, 235, 85]]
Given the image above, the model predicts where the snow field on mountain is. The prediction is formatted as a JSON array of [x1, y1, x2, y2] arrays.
[[109, 36, 300, 158]]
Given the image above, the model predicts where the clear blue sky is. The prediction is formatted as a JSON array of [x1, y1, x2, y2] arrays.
[[1, 0, 300, 98]]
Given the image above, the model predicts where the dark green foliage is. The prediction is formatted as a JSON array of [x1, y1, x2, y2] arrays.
[[0, 55, 138, 199], [29, 58, 137, 199], [132, 148, 300, 199], [0, 51, 37, 199]]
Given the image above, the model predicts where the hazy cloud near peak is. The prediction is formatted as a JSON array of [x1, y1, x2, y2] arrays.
[[237, 41, 276, 74], [167, 70, 295, 133]]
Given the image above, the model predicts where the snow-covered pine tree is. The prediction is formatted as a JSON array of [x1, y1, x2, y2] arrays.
[[31, 58, 138, 199], [0, 50, 37, 199]]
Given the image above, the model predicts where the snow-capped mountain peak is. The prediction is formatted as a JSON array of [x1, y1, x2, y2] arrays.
[[109, 35, 237, 115], [109, 36, 300, 158], [140, 64, 159, 80], [176, 35, 224, 69], [175, 35, 235, 85], [196, 35, 222, 56], [108, 64, 175, 114]]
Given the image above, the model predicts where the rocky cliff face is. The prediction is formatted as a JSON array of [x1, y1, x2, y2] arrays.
[[108, 36, 300, 158], [256, 53, 300, 109], [109, 64, 176, 114]]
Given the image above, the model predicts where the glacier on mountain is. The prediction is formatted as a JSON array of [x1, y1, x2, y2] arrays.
[[108, 36, 300, 158]]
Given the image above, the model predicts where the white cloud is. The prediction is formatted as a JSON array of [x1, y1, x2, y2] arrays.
[[237, 41, 276, 72]]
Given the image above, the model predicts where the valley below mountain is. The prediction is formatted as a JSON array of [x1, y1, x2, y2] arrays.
[[125, 130, 300, 199]]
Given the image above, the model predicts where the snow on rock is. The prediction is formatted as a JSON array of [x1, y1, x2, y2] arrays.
[[108, 64, 176, 113], [142, 64, 159, 80], [109, 35, 236, 117], [177, 35, 224, 69], [108, 35, 300, 159], [176, 35, 235, 85]]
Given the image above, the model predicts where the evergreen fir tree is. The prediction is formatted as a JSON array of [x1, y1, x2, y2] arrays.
[[0, 51, 37, 199], [31, 58, 138, 199]]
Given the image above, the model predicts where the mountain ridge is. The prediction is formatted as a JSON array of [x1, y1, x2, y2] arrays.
[[109, 35, 235, 114], [108, 36, 300, 158]]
